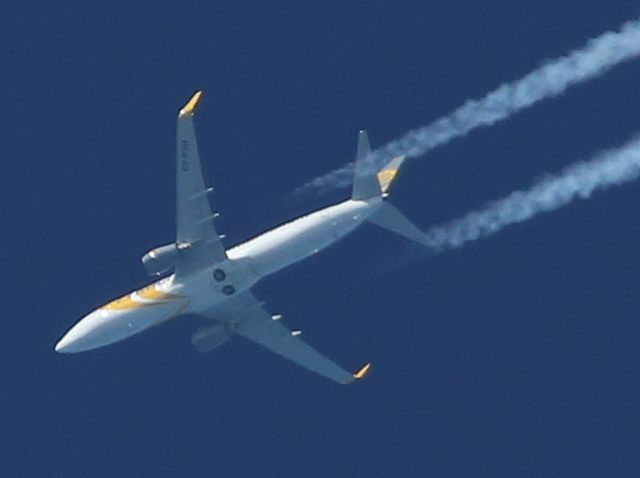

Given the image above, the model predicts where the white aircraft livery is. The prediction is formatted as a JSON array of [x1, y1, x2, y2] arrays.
[[55, 91, 426, 384]]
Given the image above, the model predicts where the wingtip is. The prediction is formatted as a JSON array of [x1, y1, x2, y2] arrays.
[[347, 362, 372, 384], [179, 90, 203, 118]]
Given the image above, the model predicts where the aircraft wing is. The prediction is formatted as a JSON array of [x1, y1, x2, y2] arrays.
[[200, 291, 371, 384], [175, 91, 227, 277]]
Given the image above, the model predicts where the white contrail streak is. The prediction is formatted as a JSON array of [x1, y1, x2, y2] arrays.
[[422, 135, 640, 251], [297, 19, 640, 196]]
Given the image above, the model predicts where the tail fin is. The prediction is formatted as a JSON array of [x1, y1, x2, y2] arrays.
[[351, 130, 381, 200], [377, 155, 406, 197], [350, 130, 421, 243], [352, 130, 406, 199]]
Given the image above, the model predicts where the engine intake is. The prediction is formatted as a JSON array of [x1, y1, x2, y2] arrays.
[[141, 244, 180, 276]]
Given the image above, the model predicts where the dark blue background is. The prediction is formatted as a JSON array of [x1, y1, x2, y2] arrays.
[[4, 2, 640, 476]]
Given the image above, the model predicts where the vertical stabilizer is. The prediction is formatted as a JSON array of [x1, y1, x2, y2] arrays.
[[351, 130, 382, 200], [377, 155, 406, 196]]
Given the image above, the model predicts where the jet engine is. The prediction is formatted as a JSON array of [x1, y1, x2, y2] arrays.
[[141, 244, 180, 276]]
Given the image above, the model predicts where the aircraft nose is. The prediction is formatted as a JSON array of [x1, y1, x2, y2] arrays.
[[54, 338, 67, 353], [54, 311, 99, 353], [54, 332, 79, 353]]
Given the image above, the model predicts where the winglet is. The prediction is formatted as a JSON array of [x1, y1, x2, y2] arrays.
[[347, 362, 372, 383], [179, 90, 203, 118]]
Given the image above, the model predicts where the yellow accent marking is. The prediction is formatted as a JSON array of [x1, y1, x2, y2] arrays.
[[353, 362, 372, 379], [102, 294, 150, 311], [377, 169, 398, 193], [137, 285, 181, 302], [179, 90, 203, 117], [101, 283, 184, 311], [346, 362, 372, 384]]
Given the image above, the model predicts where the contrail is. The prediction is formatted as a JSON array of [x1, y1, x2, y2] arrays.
[[422, 135, 640, 251], [297, 19, 640, 196]]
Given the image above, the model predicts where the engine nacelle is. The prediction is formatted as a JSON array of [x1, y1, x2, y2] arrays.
[[141, 244, 179, 276]]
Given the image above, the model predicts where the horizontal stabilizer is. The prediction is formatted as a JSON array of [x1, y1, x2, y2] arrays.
[[368, 202, 427, 246]]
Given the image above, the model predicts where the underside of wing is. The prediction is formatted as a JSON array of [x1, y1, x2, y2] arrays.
[[175, 91, 227, 277], [197, 291, 371, 385]]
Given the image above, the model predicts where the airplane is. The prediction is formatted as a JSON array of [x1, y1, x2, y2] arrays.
[[55, 91, 426, 384]]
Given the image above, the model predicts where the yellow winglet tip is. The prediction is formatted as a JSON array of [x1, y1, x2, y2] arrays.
[[352, 362, 372, 381], [179, 90, 203, 117]]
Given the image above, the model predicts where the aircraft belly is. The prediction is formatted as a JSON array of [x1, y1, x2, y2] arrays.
[[245, 210, 368, 277], [177, 259, 258, 313], [249, 225, 335, 275]]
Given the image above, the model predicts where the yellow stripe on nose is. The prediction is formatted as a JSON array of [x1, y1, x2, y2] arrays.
[[137, 285, 181, 302], [102, 295, 150, 311], [100, 283, 184, 311]]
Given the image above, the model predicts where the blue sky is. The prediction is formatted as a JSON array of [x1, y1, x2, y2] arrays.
[[3, 2, 640, 476]]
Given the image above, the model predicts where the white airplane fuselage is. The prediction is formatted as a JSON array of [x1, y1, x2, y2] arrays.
[[55, 197, 382, 353]]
